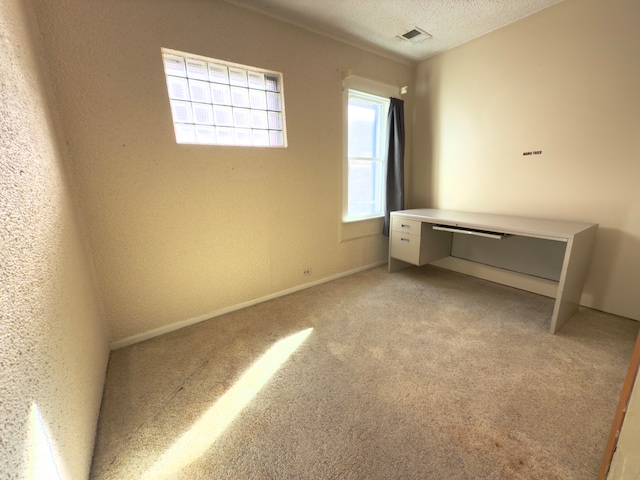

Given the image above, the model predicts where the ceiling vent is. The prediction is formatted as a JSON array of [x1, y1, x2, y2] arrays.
[[398, 27, 432, 43]]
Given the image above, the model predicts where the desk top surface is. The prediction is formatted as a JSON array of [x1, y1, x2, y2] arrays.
[[392, 209, 597, 239]]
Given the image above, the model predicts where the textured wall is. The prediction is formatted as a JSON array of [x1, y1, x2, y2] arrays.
[[412, 0, 640, 321], [0, 0, 109, 478], [30, 0, 414, 344]]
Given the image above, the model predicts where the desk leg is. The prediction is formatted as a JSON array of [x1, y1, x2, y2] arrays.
[[550, 225, 598, 334]]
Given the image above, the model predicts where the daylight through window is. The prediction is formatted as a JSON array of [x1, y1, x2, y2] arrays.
[[345, 89, 390, 220], [162, 49, 286, 147]]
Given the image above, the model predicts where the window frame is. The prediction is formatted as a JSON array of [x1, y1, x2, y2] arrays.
[[342, 76, 398, 223], [161, 48, 287, 148]]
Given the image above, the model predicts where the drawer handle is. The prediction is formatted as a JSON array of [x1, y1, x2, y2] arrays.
[[401, 224, 411, 229], [400, 238, 410, 242]]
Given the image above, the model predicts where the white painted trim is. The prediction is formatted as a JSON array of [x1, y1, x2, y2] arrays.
[[342, 75, 400, 98], [110, 261, 387, 350], [431, 256, 558, 299], [341, 84, 393, 223]]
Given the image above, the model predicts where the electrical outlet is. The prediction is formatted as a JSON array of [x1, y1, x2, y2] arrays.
[[303, 268, 312, 276]]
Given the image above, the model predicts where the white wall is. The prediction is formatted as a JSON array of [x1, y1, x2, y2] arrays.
[[31, 0, 415, 345], [412, 0, 640, 321], [0, 0, 109, 477]]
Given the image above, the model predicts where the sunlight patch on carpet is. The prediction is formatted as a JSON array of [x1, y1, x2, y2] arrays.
[[142, 327, 313, 479]]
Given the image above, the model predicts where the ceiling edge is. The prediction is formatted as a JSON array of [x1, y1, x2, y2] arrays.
[[222, 0, 418, 67], [422, 2, 566, 62]]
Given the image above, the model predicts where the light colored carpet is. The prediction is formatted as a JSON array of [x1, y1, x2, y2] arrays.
[[90, 265, 639, 479]]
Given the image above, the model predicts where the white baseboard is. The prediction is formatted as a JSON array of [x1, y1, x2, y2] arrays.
[[110, 260, 387, 350], [431, 256, 558, 299]]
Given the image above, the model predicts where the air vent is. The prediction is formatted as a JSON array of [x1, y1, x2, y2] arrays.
[[402, 29, 422, 40], [398, 27, 432, 43]]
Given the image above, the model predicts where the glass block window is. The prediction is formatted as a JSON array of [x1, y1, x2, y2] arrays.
[[161, 49, 286, 147]]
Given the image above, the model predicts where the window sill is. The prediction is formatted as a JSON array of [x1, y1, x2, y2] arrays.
[[340, 216, 385, 243], [342, 214, 384, 224]]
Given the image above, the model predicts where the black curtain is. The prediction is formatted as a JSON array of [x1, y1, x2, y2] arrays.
[[383, 97, 405, 236]]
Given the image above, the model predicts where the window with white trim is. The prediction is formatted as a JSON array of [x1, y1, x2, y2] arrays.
[[344, 89, 390, 221], [162, 48, 286, 147]]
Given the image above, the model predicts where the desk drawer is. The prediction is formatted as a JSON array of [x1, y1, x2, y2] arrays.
[[390, 233, 421, 265], [391, 217, 421, 236]]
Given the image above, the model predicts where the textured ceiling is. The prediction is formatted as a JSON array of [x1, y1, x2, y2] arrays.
[[224, 0, 566, 63]]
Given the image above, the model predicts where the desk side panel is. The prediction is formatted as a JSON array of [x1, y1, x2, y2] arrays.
[[550, 224, 598, 334]]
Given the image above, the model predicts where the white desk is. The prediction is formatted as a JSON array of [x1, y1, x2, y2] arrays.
[[388, 209, 598, 334]]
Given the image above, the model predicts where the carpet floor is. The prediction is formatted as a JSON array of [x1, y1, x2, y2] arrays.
[[90, 265, 639, 479]]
